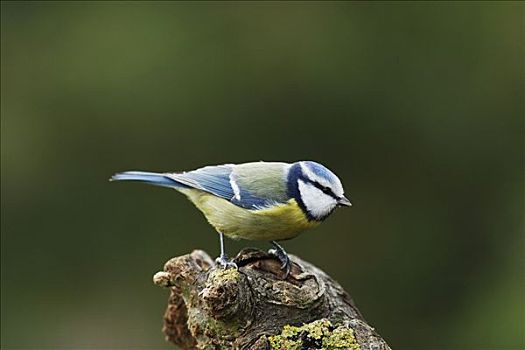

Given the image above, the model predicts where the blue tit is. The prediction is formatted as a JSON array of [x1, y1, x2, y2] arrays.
[[110, 161, 351, 276]]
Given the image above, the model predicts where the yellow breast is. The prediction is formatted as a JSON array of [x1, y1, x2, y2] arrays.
[[179, 189, 319, 241]]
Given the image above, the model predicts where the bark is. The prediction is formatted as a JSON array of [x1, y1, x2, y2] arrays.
[[153, 248, 392, 350]]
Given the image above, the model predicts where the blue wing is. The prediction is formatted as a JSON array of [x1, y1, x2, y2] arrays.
[[166, 165, 236, 202], [168, 164, 284, 209]]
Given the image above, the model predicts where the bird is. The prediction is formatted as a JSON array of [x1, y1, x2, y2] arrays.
[[110, 161, 351, 277]]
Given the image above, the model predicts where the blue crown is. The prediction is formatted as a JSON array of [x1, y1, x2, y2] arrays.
[[301, 161, 338, 184]]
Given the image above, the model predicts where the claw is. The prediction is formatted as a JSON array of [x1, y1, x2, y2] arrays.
[[215, 255, 238, 270], [281, 258, 292, 278], [268, 242, 292, 279]]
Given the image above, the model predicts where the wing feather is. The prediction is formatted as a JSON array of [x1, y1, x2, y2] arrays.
[[166, 163, 290, 210], [167, 165, 235, 201]]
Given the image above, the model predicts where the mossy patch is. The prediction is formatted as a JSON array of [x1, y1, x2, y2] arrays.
[[208, 267, 241, 284], [268, 319, 360, 350]]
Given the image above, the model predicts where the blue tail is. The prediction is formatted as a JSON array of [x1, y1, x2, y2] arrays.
[[110, 171, 184, 188]]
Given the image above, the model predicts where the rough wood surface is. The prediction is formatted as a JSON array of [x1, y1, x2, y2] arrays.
[[153, 248, 392, 350]]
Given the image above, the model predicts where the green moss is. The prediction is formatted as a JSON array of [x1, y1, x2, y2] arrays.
[[187, 306, 241, 345], [205, 315, 241, 337], [268, 319, 360, 350], [322, 327, 360, 349], [208, 267, 241, 284]]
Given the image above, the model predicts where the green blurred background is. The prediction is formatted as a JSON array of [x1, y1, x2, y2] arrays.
[[1, 2, 524, 349]]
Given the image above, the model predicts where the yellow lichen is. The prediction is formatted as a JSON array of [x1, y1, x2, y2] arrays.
[[268, 319, 360, 350]]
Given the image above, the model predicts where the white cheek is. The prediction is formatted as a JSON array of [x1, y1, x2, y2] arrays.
[[298, 180, 337, 218]]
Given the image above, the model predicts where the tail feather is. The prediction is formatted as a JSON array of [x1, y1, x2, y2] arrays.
[[110, 171, 183, 188]]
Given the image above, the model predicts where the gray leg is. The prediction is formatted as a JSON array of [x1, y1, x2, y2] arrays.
[[269, 241, 292, 278], [215, 232, 237, 269]]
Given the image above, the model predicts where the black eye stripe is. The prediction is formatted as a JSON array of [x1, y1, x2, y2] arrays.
[[309, 180, 338, 199]]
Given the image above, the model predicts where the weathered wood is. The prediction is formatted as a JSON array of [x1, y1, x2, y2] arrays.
[[153, 248, 392, 350]]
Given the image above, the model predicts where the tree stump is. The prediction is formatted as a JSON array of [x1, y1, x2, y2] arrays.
[[153, 248, 392, 350]]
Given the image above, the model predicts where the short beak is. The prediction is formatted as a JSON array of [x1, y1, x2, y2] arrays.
[[338, 196, 352, 207]]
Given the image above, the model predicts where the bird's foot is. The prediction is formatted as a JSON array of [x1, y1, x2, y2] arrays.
[[215, 255, 238, 270], [268, 248, 292, 278]]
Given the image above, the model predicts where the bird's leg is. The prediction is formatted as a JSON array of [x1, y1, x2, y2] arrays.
[[268, 241, 292, 278], [215, 232, 237, 269]]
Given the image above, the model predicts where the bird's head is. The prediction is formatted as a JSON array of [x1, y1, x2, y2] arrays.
[[287, 161, 351, 221]]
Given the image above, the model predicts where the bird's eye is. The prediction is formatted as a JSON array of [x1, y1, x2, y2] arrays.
[[322, 187, 331, 194]]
